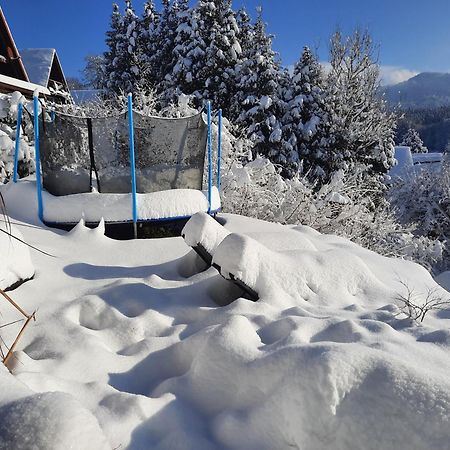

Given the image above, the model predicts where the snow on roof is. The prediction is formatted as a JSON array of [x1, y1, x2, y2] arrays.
[[20, 48, 56, 87], [412, 153, 443, 164], [0, 73, 50, 96]]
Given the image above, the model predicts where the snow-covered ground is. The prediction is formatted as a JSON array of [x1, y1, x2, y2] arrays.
[[0, 218, 34, 291], [1, 179, 450, 450]]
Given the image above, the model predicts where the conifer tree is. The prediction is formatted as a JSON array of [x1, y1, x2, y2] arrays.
[[138, 0, 160, 90], [103, 1, 142, 94], [235, 8, 287, 168], [229, 7, 253, 121], [165, 0, 242, 110], [103, 3, 124, 92], [283, 47, 331, 178], [200, 0, 242, 111], [150, 0, 188, 97], [400, 128, 428, 153]]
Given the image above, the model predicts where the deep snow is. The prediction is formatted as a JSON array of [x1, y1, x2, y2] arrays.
[[1, 179, 450, 450], [0, 220, 34, 291]]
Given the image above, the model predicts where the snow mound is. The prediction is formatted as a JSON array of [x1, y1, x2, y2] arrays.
[[212, 229, 436, 309], [0, 392, 109, 450], [182, 212, 229, 255], [1, 178, 450, 450], [0, 220, 34, 290]]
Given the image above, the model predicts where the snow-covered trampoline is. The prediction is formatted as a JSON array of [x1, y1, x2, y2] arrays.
[[14, 94, 222, 235]]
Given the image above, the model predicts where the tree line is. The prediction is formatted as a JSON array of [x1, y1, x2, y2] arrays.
[[85, 0, 396, 183]]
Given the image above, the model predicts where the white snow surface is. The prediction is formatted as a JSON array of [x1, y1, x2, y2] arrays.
[[0, 221, 34, 290], [1, 181, 450, 449], [2, 179, 220, 223]]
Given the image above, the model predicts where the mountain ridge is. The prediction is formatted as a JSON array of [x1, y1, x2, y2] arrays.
[[385, 72, 450, 109]]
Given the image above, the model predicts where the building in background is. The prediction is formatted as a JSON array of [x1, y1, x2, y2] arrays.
[[0, 7, 70, 102]]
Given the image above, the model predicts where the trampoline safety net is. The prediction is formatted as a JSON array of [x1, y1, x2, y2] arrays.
[[39, 110, 208, 196]]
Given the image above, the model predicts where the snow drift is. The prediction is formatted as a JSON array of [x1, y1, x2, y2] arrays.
[[0, 220, 34, 291], [0, 182, 449, 449]]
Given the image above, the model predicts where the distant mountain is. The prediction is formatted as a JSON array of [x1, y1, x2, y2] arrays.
[[385, 72, 450, 110]]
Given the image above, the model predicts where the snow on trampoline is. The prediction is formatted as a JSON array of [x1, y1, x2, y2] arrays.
[[42, 186, 221, 223]]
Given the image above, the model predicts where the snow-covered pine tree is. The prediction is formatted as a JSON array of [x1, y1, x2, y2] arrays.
[[165, 0, 242, 111], [103, 1, 142, 94], [163, 2, 199, 104], [103, 3, 123, 92], [282, 46, 331, 178], [229, 7, 253, 122], [234, 8, 287, 170], [400, 128, 428, 153], [150, 0, 189, 100], [138, 0, 160, 90], [199, 0, 242, 112], [326, 30, 396, 180]]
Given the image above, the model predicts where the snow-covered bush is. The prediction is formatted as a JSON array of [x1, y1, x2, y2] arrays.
[[222, 153, 444, 271], [51, 89, 159, 118], [390, 163, 450, 239], [389, 160, 450, 270], [0, 93, 35, 184]]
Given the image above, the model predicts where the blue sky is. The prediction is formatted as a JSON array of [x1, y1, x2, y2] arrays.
[[2, 0, 450, 84]]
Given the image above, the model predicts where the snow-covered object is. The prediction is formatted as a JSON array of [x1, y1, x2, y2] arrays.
[[213, 230, 422, 306], [1, 177, 450, 449], [413, 152, 443, 166], [389, 146, 413, 178], [326, 31, 396, 177], [328, 191, 350, 204], [0, 392, 109, 450], [182, 212, 230, 255], [2, 179, 220, 223], [0, 221, 34, 290], [0, 92, 35, 184], [43, 187, 220, 223]]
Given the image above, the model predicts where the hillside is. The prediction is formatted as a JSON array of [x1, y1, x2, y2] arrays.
[[386, 72, 450, 110], [1, 179, 450, 449]]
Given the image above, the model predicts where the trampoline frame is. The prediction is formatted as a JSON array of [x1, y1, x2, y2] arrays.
[[12, 94, 223, 237]]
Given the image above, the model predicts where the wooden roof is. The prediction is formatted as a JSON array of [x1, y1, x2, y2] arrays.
[[0, 7, 29, 82]]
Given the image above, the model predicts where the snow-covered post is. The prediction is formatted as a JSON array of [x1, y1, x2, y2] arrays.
[[12, 101, 23, 183], [33, 93, 44, 223], [207, 101, 212, 213], [217, 108, 222, 193], [127, 93, 138, 239]]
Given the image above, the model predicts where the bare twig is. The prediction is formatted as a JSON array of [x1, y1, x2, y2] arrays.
[[0, 288, 36, 367], [3, 312, 36, 366], [395, 280, 450, 324]]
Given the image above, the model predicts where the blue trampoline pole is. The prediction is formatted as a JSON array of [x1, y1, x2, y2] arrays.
[[217, 108, 222, 193], [207, 101, 212, 213], [127, 93, 138, 239], [13, 102, 23, 183], [33, 94, 44, 223]]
